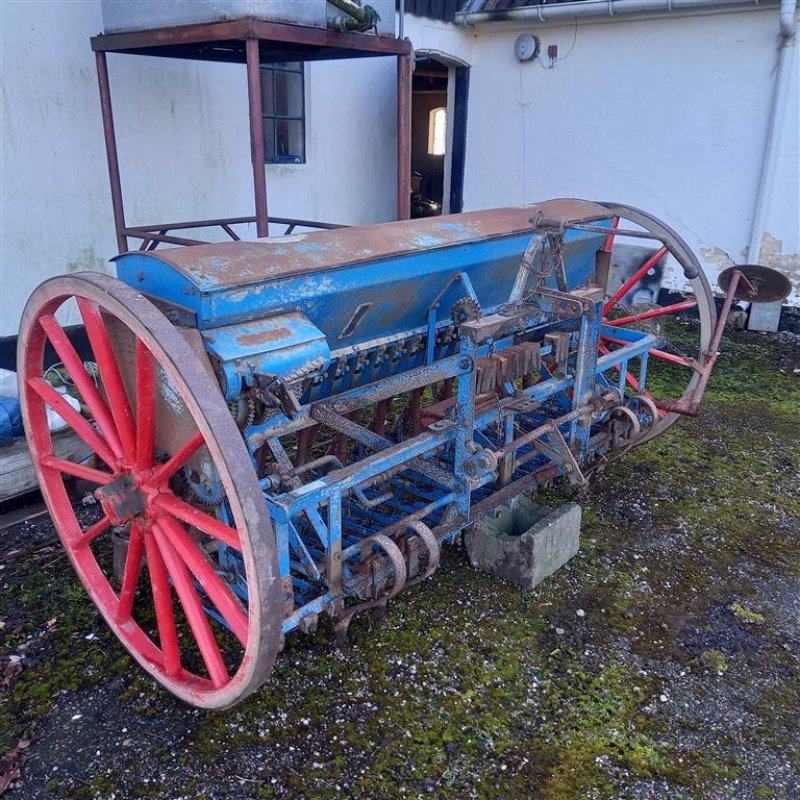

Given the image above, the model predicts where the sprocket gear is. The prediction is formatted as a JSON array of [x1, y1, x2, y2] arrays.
[[228, 394, 256, 430], [182, 453, 225, 506], [450, 297, 482, 326]]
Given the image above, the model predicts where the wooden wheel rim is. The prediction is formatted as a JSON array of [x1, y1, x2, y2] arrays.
[[17, 273, 282, 708]]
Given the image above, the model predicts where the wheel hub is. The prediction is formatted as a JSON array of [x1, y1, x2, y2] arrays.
[[95, 474, 146, 525]]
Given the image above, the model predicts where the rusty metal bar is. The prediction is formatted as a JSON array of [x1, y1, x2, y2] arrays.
[[126, 216, 258, 232], [246, 37, 269, 238], [123, 230, 208, 247], [397, 51, 412, 220], [95, 51, 128, 254], [91, 18, 413, 58], [658, 269, 755, 417]]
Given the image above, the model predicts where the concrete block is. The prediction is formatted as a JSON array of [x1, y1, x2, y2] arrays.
[[748, 300, 782, 332], [464, 496, 580, 591]]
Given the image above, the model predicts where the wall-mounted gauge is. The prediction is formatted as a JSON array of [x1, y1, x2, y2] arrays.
[[514, 34, 541, 63]]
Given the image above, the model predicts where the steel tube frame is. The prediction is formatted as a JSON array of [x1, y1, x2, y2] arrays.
[[246, 38, 269, 238], [91, 20, 414, 251], [95, 51, 128, 254], [397, 51, 412, 220]]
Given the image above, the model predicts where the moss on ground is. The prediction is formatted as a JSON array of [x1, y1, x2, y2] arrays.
[[1, 326, 798, 799]]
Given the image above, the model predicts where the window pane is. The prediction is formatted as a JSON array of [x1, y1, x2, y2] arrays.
[[263, 117, 276, 162], [261, 70, 275, 115], [272, 119, 304, 163], [274, 70, 303, 118]]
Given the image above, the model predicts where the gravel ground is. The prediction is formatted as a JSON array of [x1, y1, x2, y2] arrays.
[[0, 327, 798, 800]]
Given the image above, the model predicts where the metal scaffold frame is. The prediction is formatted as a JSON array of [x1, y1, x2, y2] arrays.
[[90, 17, 414, 253]]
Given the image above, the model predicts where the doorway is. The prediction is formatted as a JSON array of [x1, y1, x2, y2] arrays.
[[410, 52, 469, 218]]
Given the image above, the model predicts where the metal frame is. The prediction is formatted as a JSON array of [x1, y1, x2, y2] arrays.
[[21, 197, 744, 706], [91, 18, 414, 253]]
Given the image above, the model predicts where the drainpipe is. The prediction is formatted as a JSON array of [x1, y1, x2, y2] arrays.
[[747, 0, 798, 263], [457, 0, 779, 26]]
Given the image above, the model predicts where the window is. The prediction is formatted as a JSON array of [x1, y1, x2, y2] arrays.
[[428, 106, 447, 156], [261, 62, 305, 164]]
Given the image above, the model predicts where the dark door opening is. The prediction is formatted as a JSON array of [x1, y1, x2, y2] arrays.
[[410, 54, 469, 218]]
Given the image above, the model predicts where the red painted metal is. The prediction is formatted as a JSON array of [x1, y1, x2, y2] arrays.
[[159, 515, 249, 646], [600, 334, 695, 370], [38, 314, 123, 458], [602, 245, 669, 316], [153, 493, 242, 550], [73, 516, 112, 550], [116, 524, 145, 623], [606, 298, 698, 327], [143, 529, 182, 677], [150, 431, 205, 486], [602, 215, 620, 252], [18, 273, 281, 708], [657, 269, 747, 417], [77, 297, 137, 459], [40, 456, 113, 486], [153, 523, 229, 688], [135, 339, 157, 470], [28, 376, 117, 467]]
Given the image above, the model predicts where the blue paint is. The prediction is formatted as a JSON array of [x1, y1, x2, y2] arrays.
[[113, 205, 668, 638]]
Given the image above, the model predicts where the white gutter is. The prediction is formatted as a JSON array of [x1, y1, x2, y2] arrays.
[[747, 0, 798, 263], [457, 0, 779, 26]]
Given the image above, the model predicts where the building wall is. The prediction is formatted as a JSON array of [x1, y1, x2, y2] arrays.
[[1, 3, 798, 341], [458, 10, 800, 301], [0, 0, 397, 338]]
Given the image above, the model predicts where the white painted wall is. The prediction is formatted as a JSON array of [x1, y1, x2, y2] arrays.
[[457, 9, 800, 301], [0, 0, 397, 337], [1, 3, 798, 340]]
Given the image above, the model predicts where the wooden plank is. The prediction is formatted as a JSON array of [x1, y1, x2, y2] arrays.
[[0, 429, 90, 502]]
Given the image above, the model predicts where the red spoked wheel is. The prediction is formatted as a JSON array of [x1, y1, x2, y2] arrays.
[[18, 273, 282, 708], [596, 202, 717, 443]]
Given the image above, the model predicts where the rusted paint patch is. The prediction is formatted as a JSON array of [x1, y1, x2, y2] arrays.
[[238, 327, 291, 346], [121, 201, 613, 291]]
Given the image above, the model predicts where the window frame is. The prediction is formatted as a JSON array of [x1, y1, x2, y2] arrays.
[[261, 62, 306, 165]]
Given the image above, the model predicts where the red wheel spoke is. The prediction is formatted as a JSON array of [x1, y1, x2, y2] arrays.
[[603, 246, 668, 316], [600, 335, 697, 370], [143, 530, 182, 676], [40, 455, 113, 485], [135, 340, 157, 470], [28, 377, 116, 467], [149, 432, 206, 487], [77, 298, 137, 459], [152, 523, 228, 688], [73, 515, 112, 549], [152, 493, 241, 550], [603, 215, 620, 251], [159, 515, 248, 646], [116, 524, 144, 623], [38, 314, 123, 458], [647, 349, 696, 369], [606, 298, 698, 327]]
